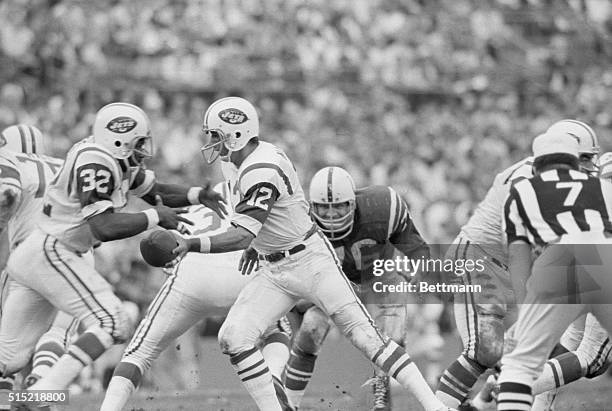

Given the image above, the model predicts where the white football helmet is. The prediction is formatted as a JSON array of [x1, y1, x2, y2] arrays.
[[598, 152, 612, 181], [546, 119, 599, 172], [0, 124, 45, 154], [92, 102, 153, 164], [201, 97, 259, 163], [309, 166, 356, 240]]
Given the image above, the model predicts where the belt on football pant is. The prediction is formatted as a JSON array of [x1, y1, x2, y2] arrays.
[[258, 224, 318, 263]]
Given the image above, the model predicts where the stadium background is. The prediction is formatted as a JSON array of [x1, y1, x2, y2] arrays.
[[1, 0, 612, 409]]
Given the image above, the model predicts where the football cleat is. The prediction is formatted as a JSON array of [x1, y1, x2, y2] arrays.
[[370, 375, 391, 411]]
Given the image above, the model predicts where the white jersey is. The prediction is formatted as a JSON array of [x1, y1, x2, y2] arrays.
[[38, 140, 155, 253], [459, 157, 533, 264], [0, 149, 62, 249], [222, 141, 313, 253]]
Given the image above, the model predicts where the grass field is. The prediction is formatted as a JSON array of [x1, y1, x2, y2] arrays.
[[57, 331, 612, 411]]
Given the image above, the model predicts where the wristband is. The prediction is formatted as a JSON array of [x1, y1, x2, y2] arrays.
[[199, 237, 211, 253], [142, 209, 160, 230], [187, 187, 203, 205]]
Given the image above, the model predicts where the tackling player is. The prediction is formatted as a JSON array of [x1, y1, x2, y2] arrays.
[[281, 166, 431, 410], [170, 96, 454, 411], [100, 186, 293, 411], [0, 103, 226, 399]]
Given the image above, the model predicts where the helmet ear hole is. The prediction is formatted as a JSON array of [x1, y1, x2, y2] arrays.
[[235, 132, 241, 138], [114, 140, 122, 147]]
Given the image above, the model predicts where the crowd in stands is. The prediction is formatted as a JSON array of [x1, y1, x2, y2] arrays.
[[1, 0, 612, 243]]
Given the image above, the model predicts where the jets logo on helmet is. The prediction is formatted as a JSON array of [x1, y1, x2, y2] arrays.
[[201, 97, 259, 164], [219, 108, 248, 125], [0, 124, 45, 154], [309, 166, 356, 240], [106, 116, 138, 134], [93, 103, 153, 164]]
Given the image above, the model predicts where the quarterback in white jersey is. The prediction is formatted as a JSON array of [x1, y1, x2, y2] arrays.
[[101, 184, 294, 411], [0, 103, 226, 400], [169, 97, 452, 411]]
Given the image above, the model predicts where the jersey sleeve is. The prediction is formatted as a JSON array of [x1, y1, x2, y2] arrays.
[[387, 187, 430, 259], [232, 168, 281, 236], [0, 154, 22, 228], [73, 149, 121, 219], [129, 167, 156, 198], [503, 186, 530, 244]]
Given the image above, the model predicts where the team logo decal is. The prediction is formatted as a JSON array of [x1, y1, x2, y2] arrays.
[[218, 108, 248, 125], [106, 116, 137, 134]]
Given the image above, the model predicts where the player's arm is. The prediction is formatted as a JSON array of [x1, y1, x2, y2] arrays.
[[130, 168, 227, 216], [0, 158, 22, 231], [74, 157, 191, 242], [173, 174, 281, 255], [387, 188, 429, 257], [503, 187, 532, 303]]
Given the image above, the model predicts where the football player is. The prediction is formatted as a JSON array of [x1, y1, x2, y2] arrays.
[[169, 97, 454, 411], [435, 120, 603, 410], [0, 103, 227, 399], [281, 166, 431, 410], [101, 185, 293, 411], [496, 130, 612, 410], [0, 124, 77, 409]]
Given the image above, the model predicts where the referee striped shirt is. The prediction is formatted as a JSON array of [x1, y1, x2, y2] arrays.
[[504, 168, 612, 246]]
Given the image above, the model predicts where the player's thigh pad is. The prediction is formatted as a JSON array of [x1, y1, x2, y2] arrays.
[[219, 270, 297, 354], [8, 231, 127, 342], [0, 278, 56, 375]]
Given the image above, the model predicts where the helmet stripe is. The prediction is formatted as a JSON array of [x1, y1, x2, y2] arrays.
[[17, 125, 27, 153], [565, 119, 596, 148], [28, 125, 37, 153], [326, 167, 334, 202]]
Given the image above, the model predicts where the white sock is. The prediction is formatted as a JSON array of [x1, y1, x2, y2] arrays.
[[100, 376, 136, 411], [30, 354, 86, 391], [262, 342, 290, 379]]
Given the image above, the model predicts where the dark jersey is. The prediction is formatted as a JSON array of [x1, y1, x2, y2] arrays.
[[504, 168, 612, 247], [330, 185, 429, 283]]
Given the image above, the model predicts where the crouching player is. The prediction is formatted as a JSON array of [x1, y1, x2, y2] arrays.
[[282, 166, 431, 410]]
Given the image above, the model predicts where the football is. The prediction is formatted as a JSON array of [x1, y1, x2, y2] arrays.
[[139, 230, 179, 267]]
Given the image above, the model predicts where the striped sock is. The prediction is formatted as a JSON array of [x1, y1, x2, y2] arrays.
[[283, 346, 316, 408], [436, 354, 487, 408], [497, 381, 533, 411], [532, 354, 583, 395], [30, 330, 111, 391], [262, 326, 291, 379], [373, 340, 444, 411], [230, 347, 282, 411], [30, 340, 65, 380]]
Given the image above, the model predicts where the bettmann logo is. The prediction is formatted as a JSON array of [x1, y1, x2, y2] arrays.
[[106, 117, 137, 134], [218, 108, 248, 125]]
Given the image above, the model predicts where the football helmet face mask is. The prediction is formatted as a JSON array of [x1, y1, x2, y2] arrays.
[[92, 102, 153, 166], [598, 152, 612, 181], [201, 97, 259, 164], [546, 120, 599, 173], [0, 124, 45, 154], [309, 166, 356, 241]]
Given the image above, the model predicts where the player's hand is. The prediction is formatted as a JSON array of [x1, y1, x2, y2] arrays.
[[164, 230, 190, 268], [155, 195, 193, 234], [198, 183, 228, 218], [238, 247, 259, 275]]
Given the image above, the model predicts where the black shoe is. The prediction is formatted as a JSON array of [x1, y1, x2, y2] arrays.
[[272, 375, 295, 411]]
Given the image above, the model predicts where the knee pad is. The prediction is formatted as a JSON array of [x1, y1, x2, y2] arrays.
[[294, 307, 331, 355], [218, 320, 261, 355]]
